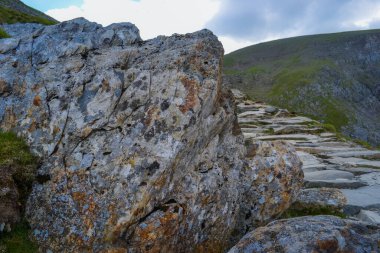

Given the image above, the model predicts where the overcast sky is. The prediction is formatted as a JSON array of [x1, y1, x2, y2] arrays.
[[24, 0, 380, 53]]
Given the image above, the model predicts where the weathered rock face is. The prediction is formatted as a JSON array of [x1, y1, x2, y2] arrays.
[[228, 215, 380, 253], [0, 18, 303, 252]]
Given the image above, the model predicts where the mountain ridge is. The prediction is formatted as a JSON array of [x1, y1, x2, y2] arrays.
[[223, 28, 380, 147]]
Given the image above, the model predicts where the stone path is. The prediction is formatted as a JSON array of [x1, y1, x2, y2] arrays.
[[232, 89, 380, 224]]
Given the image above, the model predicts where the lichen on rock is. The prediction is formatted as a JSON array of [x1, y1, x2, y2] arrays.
[[0, 18, 303, 252], [228, 215, 380, 253]]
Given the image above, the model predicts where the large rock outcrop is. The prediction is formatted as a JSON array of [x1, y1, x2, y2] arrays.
[[228, 215, 380, 253], [0, 18, 303, 252]]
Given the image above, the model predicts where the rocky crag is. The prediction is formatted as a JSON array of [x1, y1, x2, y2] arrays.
[[224, 30, 380, 147], [226, 89, 380, 252], [0, 19, 303, 252]]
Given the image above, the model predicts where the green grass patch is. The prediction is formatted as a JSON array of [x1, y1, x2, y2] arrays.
[[0, 27, 10, 39], [0, 6, 57, 25], [0, 132, 37, 168], [269, 59, 335, 97], [244, 65, 266, 75], [0, 221, 38, 253]]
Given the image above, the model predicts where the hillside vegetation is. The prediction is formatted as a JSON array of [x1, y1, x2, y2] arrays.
[[224, 29, 380, 147], [0, 0, 57, 38]]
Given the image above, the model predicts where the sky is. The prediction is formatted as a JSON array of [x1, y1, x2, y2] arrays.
[[24, 0, 380, 53]]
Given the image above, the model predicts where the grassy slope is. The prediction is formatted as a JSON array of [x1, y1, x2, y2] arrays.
[[224, 29, 380, 146], [0, 2, 57, 38]]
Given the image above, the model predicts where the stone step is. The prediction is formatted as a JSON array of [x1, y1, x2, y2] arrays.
[[338, 166, 380, 175], [341, 185, 380, 214], [238, 110, 266, 118], [359, 172, 380, 186], [323, 150, 380, 159], [357, 210, 380, 224], [327, 157, 380, 169], [258, 117, 315, 125], [303, 170, 367, 189], [304, 179, 367, 189], [254, 134, 319, 142], [304, 170, 355, 181]]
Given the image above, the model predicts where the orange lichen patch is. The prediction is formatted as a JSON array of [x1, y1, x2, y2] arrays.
[[130, 204, 183, 253], [100, 249, 127, 253], [72, 191, 87, 203], [314, 238, 340, 252], [33, 95, 42, 106], [179, 77, 199, 113], [28, 120, 37, 132], [13, 81, 27, 97], [101, 79, 111, 92], [193, 240, 227, 253], [144, 106, 159, 126], [0, 79, 8, 94], [106, 193, 153, 243], [53, 125, 61, 136], [152, 174, 167, 188], [81, 126, 93, 138]]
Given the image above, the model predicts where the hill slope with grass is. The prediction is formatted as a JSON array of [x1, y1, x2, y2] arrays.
[[224, 29, 380, 147], [0, 0, 57, 38]]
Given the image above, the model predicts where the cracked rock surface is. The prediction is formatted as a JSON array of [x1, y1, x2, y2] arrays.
[[0, 18, 303, 252]]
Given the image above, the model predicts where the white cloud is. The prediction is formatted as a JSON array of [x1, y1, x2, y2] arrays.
[[46, 0, 221, 41], [218, 36, 252, 54]]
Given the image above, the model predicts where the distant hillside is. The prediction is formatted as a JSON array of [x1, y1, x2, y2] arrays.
[[0, 0, 57, 38], [224, 29, 380, 147]]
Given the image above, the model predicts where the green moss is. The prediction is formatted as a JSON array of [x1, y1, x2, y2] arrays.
[[281, 206, 346, 219], [0, 132, 36, 167], [0, 6, 57, 26], [0, 132, 38, 207], [0, 221, 38, 253], [0, 27, 10, 38], [263, 127, 275, 135]]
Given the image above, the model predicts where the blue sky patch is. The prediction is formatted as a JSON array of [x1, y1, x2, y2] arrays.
[[23, 0, 84, 12]]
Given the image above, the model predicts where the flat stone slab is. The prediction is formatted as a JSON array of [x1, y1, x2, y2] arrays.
[[255, 134, 319, 142], [304, 170, 355, 181], [337, 166, 380, 175], [293, 188, 347, 210], [359, 172, 380, 186], [297, 151, 327, 172], [357, 210, 380, 224], [258, 116, 314, 125], [305, 179, 367, 189], [238, 110, 265, 118], [324, 150, 380, 159], [341, 185, 380, 208], [327, 157, 380, 169]]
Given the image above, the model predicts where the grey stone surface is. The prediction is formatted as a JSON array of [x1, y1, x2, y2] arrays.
[[228, 215, 380, 253], [292, 188, 346, 211], [304, 170, 355, 181], [0, 19, 303, 252], [357, 210, 380, 225], [342, 185, 380, 209]]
